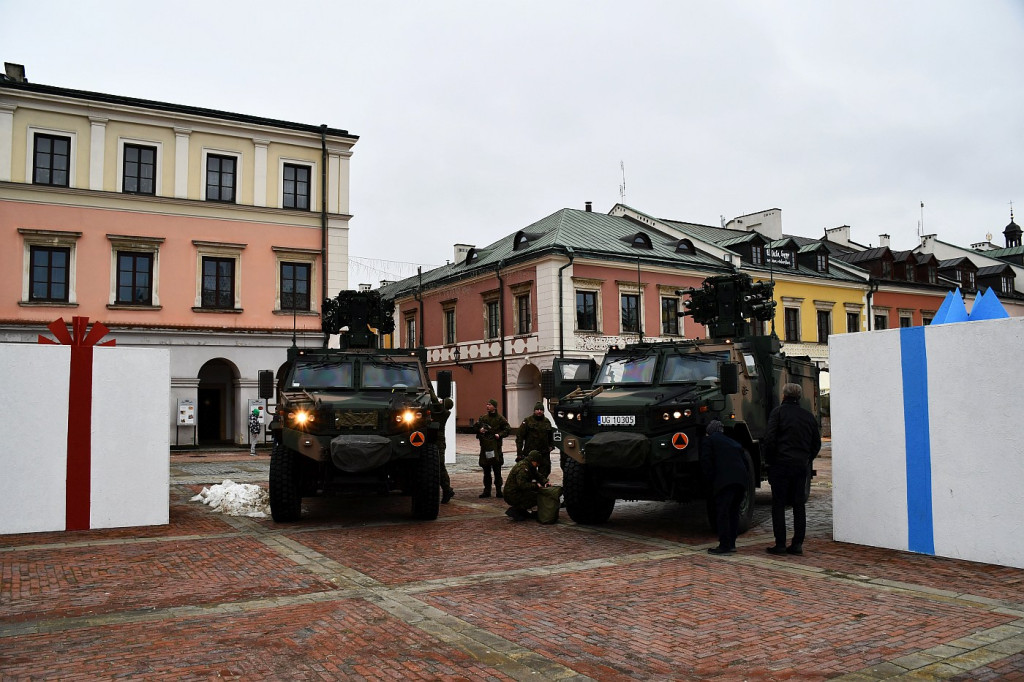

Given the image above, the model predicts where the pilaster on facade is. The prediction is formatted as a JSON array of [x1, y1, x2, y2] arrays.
[[173, 127, 191, 199], [0, 102, 17, 181], [253, 138, 269, 207], [327, 147, 352, 215], [88, 117, 107, 190], [326, 216, 349, 295]]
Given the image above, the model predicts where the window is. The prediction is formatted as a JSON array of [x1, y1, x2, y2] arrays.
[[899, 315, 913, 328], [816, 310, 830, 342], [923, 316, 933, 326], [515, 293, 530, 335], [1002, 276, 1013, 294], [444, 307, 457, 345], [123, 144, 156, 195], [926, 266, 937, 284], [30, 246, 70, 301], [116, 252, 153, 305], [905, 265, 915, 282], [661, 297, 679, 336], [784, 308, 800, 342], [874, 314, 888, 330], [751, 246, 764, 266], [206, 153, 237, 202], [816, 253, 828, 272], [621, 293, 640, 334], [280, 262, 310, 311], [33, 133, 71, 187], [966, 270, 976, 289], [201, 257, 235, 308], [846, 312, 860, 333], [283, 163, 310, 210], [485, 300, 500, 339], [881, 261, 893, 278], [405, 315, 417, 348], [576, 291, 597, 331]]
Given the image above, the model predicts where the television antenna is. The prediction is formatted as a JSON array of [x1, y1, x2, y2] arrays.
[[619, 161, 626, 202]]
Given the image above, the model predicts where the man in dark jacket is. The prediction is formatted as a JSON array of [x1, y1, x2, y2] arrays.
[[476, 398, 511, 498], [762, 382, 821, 556], [515, 401, 555, 478], [700, 420, 750, 554], [503, 450, 549, 521]]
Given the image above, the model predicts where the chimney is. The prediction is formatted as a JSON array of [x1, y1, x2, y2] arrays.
[[878, 234, 890, 248], [454, 243, 474, 264], [358, 283, 371, 292], [585, 201, 592, 212], [824, 225, 852, 247], [4, 63, 27, 83]]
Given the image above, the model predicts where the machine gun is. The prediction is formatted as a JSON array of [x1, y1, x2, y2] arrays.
[[676, 273, 777, 339], [320, 290, 396, 350]]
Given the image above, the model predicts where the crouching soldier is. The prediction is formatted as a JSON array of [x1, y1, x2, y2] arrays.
[[503, 450, 549, 521]]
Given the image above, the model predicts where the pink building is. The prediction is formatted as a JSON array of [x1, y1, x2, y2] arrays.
[[0, 64, 357, 446]]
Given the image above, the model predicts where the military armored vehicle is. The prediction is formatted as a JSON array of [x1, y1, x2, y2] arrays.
[[544, 273, 819, 529], [266, 290, 452, 522]]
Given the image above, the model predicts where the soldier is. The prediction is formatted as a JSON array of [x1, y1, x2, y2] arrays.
[[700, 420, 750, 554], [515, 401, 555, 478], [437, 397, 456, 504], [476, 398, 510, 498], [503, 450, 549, 521]]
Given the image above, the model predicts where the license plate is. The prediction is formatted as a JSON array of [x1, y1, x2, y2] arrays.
[[598, 415, 635, 426]]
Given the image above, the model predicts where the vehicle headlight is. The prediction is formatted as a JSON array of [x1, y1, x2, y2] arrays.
[[557, 411, 565, 418], [566, 412, 574, 420], [293, 410, 310, 425], [397, 409, 421, 424]]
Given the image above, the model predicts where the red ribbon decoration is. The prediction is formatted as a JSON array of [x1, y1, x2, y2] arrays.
[[38, 317, 115, 530]]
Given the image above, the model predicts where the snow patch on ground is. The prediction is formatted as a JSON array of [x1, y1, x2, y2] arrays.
[[191, 480, 270, 518]]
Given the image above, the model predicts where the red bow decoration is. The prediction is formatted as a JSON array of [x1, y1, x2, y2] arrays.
[[38, 317, 115, 530]]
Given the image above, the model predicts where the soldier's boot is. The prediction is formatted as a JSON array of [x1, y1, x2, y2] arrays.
[[442, 488, 455, 504], [495, 480, 503, 499], [479, 488, 491, 498]]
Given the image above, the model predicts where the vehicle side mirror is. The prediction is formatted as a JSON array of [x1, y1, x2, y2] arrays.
[[720, 363, 739, 395], [436, 370, 452, 399], [258, 370, 275, 399]]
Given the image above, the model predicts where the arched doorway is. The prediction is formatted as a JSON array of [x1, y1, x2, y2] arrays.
[[197, 358, 240, 445], [512, 363, 543, 425]]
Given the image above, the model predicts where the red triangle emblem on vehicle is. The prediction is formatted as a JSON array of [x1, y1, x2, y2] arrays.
[[410, 431, 425, 447], [671, 433, 689, 450]]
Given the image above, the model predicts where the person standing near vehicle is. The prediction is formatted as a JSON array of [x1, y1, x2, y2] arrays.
[[763, 383, 821, 556], [437, 397, 456, 504], [699, 420, 750, 554], [515, 401, 555, 478], [476, 399, 510, 498]]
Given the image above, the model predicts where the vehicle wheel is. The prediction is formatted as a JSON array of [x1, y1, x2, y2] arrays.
[[411, 443, 440, 520], [270, 442, 302, 522], [563, 459, 615, 524], [737, 452, 756, 534]]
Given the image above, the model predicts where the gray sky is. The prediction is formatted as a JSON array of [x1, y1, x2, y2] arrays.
[[4, 1, 1023, 286]]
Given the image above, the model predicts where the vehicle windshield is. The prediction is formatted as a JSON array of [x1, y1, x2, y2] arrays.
[[361, 360, 423, 389], [290, 360, 354, 389], [661, 353, 727, 383], [595, 355, 657, 385]]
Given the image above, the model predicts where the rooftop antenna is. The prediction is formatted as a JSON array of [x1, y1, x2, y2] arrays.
[[619, 161, 627, 202], [919, 200, 925, 239]]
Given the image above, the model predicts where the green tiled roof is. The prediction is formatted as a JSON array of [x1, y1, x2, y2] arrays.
[[380, 208, 733, 299]]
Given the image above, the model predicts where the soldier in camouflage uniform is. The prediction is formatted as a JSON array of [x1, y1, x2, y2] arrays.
[[476, 398, 511, 498], [515, 401, 555, 478], [503, 450, 549, 521], [438, 397, 455, 504]]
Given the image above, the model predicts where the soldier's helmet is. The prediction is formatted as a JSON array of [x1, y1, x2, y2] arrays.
[[526, 450, 546, 464]]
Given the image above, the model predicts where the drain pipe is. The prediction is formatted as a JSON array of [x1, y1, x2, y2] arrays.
[[557, 247, 575, 358], [320, 125, 329, 304], [496, 260, 508, 416], [866, 278, 879, 330]]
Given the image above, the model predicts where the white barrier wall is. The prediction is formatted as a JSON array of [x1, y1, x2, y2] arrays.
[[0, 343, 170, 534], [830, 317, 1024, 569]]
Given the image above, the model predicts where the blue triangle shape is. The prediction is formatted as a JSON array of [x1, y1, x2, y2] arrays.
[[968, 287, 1010, 321], [930, 291, 955, 325], [943, 289, 969, 324]]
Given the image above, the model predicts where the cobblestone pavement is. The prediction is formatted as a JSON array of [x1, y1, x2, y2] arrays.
[[2, 437, 1023, 680]]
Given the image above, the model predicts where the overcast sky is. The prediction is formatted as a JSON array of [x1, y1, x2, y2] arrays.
[[4, 1, 1023, 286]]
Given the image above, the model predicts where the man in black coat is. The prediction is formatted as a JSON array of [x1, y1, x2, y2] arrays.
[[762, 382, 821, 556], [700, 420, 750, 554]]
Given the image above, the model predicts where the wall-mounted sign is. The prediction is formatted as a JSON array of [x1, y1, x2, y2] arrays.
[[766, 248, 794, 268], [177, 399, 196, 426], [247, 398, 267, 425]]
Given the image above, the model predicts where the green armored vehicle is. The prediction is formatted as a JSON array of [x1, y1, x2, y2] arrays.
[[266, 290, 452, 522], [545, 273, 819, 529]]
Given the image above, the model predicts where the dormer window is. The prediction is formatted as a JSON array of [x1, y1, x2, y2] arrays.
[[816, 252, 828, 272], [1002, 276, 1012, 294], [881, 261, 893, 278], [927, 266, 937, 284], [631, 232, 653, 249], [966, 270, 975, 289], [675, 238, 695, 254], [513, 230, 530, 251], [464, 248, 480, 265], [751, 246, 764, 265], [905, 267, 915, 282]]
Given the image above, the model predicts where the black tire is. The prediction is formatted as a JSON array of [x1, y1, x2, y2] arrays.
[[563, 459, 615, 524], [410, 444, 440, 520], [269, 442, 302, 522], [705, 452, 756, 534]]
